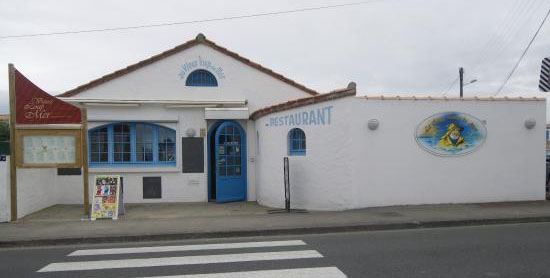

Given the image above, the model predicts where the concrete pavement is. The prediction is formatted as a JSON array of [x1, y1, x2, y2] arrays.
[[1, 201, 550, 247]]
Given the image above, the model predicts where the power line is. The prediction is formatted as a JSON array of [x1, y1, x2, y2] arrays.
[[440, 0, 539, 96], [494, 6, 550, 95], [0, 0, 388, 40]]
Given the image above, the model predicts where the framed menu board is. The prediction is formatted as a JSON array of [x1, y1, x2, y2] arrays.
[[16, 129, 82, 168], [91, 175, 121, 220]]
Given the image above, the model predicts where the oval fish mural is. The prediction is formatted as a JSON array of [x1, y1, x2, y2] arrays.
[[415, 112, 486, 156]]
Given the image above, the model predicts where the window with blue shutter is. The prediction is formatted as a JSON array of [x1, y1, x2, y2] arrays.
[[185, 69, 218, 87]]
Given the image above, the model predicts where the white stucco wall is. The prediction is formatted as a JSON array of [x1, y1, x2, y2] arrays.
[[55, 41, 313, 205], [255, 97, 355, 210], [55, 174, 82, 204], [69, 44, 313, 112], [17, 168, 57, 218], [0, 156, 9, 222], [79, 107, 207, 204], [55, 107, 258, 205], [255, 97, 546, 210]]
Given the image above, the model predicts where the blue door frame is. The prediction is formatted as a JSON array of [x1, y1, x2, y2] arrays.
[[207, 120, 247, 203]]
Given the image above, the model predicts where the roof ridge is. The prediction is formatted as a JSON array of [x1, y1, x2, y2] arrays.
[[249, 83, 356, 120], [58, 34, 318, 97], [361, 95, 545, 101]]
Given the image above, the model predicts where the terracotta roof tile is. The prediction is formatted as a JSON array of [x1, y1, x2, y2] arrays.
[[58, 34, 318, 97], [250, 83, 357, 120], [361, 95, 545, 101]]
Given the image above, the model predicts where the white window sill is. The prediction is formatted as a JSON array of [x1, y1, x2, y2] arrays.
[[89, 167, 181, 173]]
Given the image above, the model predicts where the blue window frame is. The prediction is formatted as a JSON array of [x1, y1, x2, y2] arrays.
[[90, 127, 108, 163], [89, 123, 176, 166], [288, 128, 306, 155], [185, 69, 218, 87]]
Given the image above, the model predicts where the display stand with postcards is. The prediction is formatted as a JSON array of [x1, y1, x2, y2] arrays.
[[90, 175, 122, 220]]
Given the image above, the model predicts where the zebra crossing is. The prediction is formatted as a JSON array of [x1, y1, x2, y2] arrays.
[[36, 240, 348, 277]]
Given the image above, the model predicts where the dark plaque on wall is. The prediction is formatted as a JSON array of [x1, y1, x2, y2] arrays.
[[182, 137, 204, 173], [143, 176, 162, 199], [57, 168, 82, 175]]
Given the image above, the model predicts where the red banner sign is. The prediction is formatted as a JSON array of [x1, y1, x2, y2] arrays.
[[15, 70, 81, 124]]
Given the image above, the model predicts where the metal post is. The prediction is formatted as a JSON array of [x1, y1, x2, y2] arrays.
[[267, 157, 307, 214], [459, 67, 464, 98], [8, 64, 17, 221], [81, 108, 89, 216], [284, 157, 290, 212]]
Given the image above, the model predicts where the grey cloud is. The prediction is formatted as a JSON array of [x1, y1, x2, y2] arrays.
[[0, 0, 549, 117]]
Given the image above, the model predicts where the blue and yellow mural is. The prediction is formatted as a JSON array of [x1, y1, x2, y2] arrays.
[[415, 112, 486, 156]]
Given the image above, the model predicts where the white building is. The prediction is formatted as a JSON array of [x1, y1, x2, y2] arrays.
[[1, 34, 546, 220]]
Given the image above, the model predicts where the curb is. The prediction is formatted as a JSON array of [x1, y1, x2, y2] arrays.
[[2, 216, 550, 248]]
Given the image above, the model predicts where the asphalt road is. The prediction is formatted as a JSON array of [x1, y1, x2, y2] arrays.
[[2, 222, 550, 277]]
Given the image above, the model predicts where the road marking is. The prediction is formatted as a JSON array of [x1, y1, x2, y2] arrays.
[[135, 266, 348, 278], [38, 250, 323, 272], [69, 240, 306, 256]]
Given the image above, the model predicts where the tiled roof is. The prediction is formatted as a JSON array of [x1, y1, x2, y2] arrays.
[[250, 82, 357, 120], [58, 33, 318, 97], [362, 95, 545, 101]]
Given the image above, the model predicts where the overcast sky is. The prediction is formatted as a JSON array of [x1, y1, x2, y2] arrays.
[[1, 0, 549, 116]]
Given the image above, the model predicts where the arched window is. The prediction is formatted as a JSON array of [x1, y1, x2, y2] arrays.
[[185, 69, 218, 87], [288, 128, 306, 155], [89, 123, 176, 166]]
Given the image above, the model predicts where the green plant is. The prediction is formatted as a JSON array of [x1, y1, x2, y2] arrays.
[[0, 122, 9, 141]]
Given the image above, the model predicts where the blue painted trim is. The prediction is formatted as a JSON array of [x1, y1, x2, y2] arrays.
[[130, 123, 136, 163], [152, 124, 159, 163], [185, 69, 218, 87], [207, 121, 224, 201], [88, 122, 176, 167], [288, 128, 306, 156], [89, 162, 175, 168], [108, 125, 114, 163], [208, 120, 247, 203]]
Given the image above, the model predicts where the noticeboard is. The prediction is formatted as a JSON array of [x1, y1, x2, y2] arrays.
[[16, 129, 82, 168], [91, 175, 121, 220]]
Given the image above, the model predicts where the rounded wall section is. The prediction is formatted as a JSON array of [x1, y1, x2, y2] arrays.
[[254, 98, 356, 211]]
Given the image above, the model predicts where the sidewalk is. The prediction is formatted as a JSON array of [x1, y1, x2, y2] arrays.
[[2, 201, 550, 247]]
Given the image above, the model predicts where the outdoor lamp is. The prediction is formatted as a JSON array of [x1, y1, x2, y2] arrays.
[[368, 119, 379, 130], [186, 128, 197, 137], [524, 118, 536, 129]]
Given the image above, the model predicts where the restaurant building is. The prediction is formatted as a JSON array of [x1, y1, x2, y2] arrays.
[[0, 34, 545, 220]]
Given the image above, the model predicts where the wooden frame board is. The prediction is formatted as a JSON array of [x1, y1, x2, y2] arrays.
[[15, 128, 82, 168]]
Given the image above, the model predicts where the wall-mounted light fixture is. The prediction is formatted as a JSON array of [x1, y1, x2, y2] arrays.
[[185, 128, 196, 137], [368, 119, 379, 130], [524, 118, 536, 129]]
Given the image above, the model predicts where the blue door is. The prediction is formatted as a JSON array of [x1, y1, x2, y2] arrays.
[[214, 121, 247, 203]]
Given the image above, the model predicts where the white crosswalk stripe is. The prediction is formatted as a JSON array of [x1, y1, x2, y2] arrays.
[[37, 240, 349, 277], [69, 240, 306, 256], [38, 250, 323, 272], [136, 267, 348, 278]]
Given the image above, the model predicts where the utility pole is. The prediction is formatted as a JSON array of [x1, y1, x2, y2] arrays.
[[459, 67, 464, 98]]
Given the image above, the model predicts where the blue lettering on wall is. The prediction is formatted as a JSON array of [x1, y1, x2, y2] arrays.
[[178, 56, 226, 80], [266, 106, 333, 127]]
